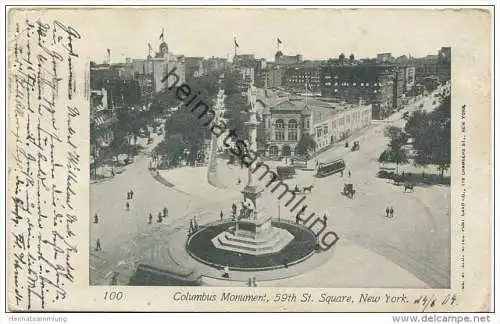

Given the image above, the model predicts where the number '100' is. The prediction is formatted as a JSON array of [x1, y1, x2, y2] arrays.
[[104, 291, 123, 301]]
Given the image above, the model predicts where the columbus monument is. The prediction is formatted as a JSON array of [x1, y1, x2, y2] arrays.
[[211, 84, 294, 255]]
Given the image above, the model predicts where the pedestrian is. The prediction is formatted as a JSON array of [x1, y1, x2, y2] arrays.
[[222, 265, 230, 279], [130, 190, 134, 199], [323, 214, 328, 226], [111, 168, 115, 177], [125, 201, 130, 211], [348, 170, 351, 177], [247, 277, 253, 287], [148, 213, 152, 224], [163, 207, 168, 218], [157, 212, 163, 223], [193, 216, 198, 231], [110, 271, 119, 285], [93, 213, 99, 224], [340, 170, 344, 177], [390, 207, 394, 218], [232, 203, 237, 216], [252, 276, 257, 287], [220, 210, 224, 221], [126, 191, 130, 200], [237, 177, 241, 185], [385, 207, 390, 218], [95, 239, 102, 252]]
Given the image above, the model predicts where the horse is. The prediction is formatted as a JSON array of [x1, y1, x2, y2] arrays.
[[404, 183, 415, 192], [303, 185, 314, 193]]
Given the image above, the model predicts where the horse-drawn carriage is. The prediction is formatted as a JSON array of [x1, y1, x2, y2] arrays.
[[343, 183, 356, 198], [292, 185, 314, 195]]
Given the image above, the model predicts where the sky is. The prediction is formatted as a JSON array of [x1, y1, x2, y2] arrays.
[[32, 8, 473, 63]]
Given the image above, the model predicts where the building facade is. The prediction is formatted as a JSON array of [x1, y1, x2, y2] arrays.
[[320, 63, 395, 119], [282, 63, 322, 92], [275, 51, 303, 65], [257, 95, 372, 157], [203, 57, 228, 72], [90, 88, 117, 160], [185, 57, 205, 81]]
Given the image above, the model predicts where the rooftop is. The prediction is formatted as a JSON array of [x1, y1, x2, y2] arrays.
[[256, 88, 369, 124]]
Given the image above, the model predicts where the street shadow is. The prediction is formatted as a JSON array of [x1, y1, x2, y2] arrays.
[[379, 172, 450, 188]]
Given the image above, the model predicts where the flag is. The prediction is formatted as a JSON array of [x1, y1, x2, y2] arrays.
[[159, 28, 165, 41], [234, 38, 239, 48], [277, 38, 282, 44], [148, 43, 153, 51], [107, 48, 110, 55]]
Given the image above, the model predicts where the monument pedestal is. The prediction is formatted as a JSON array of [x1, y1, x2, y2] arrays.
[[211, 185, 293, 256], [210, 85, 294, 256]]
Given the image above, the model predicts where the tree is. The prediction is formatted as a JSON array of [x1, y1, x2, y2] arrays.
[[410, 95, 451, 178], [379, 126, 409, 174], [295, 133, 316, 159], [224, 93, 248, 140], [156, 134, 185, 167]]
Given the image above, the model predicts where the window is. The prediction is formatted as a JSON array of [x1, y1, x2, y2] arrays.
[[275, 119, 285, 141], [306, 119, 310, 129], [334, 82, 338, 86], [353, 82, 357, 86], [316, 127, 323, 138], [325, 82, 331, 86], [288, 119, 298, 141], [325, 75, 331, 79], [334, 89, 338, 92], [323, 125, 328, 134]]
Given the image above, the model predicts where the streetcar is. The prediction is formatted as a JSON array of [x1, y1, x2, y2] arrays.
[[316, 158, 346, 177]]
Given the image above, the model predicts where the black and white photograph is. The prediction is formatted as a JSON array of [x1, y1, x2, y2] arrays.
[[88, 8, 452, 289]]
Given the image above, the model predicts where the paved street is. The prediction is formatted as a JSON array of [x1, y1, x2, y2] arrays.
[[90, 88, 449, 288]]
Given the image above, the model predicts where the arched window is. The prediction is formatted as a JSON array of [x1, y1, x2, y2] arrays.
[[275, 119, 285, 141], [288, 119, 298, 141]]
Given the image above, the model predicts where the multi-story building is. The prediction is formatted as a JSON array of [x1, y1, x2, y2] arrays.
[[436, 46, 451, 82], [90, 63, 143, 109], [282, 62, 322, 92], [376, 53, 395, 64], [320, 63, 395, 119], [254, 91, 372, 157], [404, 65, 416, 93], [393, 67, 406, 110], [203, 57, 228, 72], [90, 88, 117, 160], [127, 41, 186, 92], [275, 51, 303, 65], [412, 47, 451, 86], [233, 54, 256, 68], [185, 57, 205, 81], [267, 65, 284, 89]]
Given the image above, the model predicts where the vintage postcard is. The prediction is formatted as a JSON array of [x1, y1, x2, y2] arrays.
[[6, 6, 493, 312]]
